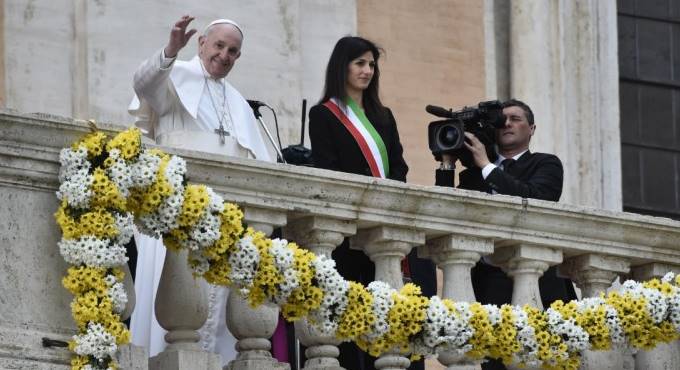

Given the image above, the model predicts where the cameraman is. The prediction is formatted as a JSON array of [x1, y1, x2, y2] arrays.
[[435, 99, 576, 370], [435, 99, 563, 201]]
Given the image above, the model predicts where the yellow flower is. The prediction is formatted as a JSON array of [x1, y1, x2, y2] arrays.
[[336, 282, 375, 340], [106, 128, 142, 160], [73, 131, 107, 159], [91, 168, 126, 210], [70, 355, 89, 369], [177, 185, 210, 227]]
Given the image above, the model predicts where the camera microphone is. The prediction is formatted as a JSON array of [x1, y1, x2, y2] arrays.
[[425, 104, 453, 118]]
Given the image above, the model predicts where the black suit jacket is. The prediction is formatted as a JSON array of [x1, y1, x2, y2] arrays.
[[436, 151, 563, 201], [309, 103, 408, 181]]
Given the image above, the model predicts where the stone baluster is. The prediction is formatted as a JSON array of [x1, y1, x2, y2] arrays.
[[225, 206, 289, 370], [488, 243, 562, 309], [283, 216, 356, 370], [421, 235, 493, 370], [559, 254, 629, 370], [121, 262, 136, 322], [631, 263, 680, 370], [488, 243, 561, 370], [351, 226, 425, 370], [150, 248, 220, 370]]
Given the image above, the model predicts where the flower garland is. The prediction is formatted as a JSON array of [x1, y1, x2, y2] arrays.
[[56, 128, 680, 370]]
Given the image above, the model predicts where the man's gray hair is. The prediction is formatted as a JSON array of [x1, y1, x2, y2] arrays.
[[202, 19, 244, 39]]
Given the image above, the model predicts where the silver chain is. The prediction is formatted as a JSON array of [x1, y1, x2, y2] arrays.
[[200, 61, 234, 142]]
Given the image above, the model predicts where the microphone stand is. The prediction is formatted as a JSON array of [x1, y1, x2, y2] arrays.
[[251, 105, 286, 164]]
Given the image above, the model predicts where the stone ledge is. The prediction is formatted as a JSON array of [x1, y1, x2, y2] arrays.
[[0, 324, 73, 368], [2, 111, 680, 268]]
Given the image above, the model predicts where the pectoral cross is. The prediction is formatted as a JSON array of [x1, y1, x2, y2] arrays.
[[215, 124, 230, 144]]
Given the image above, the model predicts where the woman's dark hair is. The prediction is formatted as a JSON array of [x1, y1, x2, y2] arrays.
[[320, 36, 385, 118]]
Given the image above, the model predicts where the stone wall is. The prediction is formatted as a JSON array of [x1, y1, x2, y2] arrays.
[[3, 0, 355, 147], [357, 0, 487, 186], [2, 0, 622, 204]]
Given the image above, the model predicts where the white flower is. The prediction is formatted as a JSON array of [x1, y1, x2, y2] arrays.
[[485, 304, 501, 326], [72, 322, 117, 360], [58, 145, 90, 182], [619, 279, 669, 324], [108, 281, 128, 314], [662, 272, 675, 284], [130, 151, 161, 188], [545, 308, 590, 353], [307, 255, 350, 336], [269, 239, 299, 304], [164, 155, 187, 189], [228, 235, 260, 289], [106, 149, 134, 197], [417, 296, 473, 356], [604, 304, 626, 346], [114, 212, 134, 245], [207, 187, 224, 213], [189, 211, 221, 249], [512, 307, 541, 367], [59, 236, 128, 268], [135, 155, 188, 238], [57, 163, 94, 209], [363, 281, 395, 341]]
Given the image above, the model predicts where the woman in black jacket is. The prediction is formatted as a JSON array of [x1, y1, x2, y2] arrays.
[[308, 36, 435, 370]]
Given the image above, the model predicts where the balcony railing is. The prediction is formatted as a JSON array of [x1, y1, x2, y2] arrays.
[[1, 111, 679, 370]]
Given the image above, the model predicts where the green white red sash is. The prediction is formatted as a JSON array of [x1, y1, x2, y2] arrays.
[[323, 97, 390, 178]]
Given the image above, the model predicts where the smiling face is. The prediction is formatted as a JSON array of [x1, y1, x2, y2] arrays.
[[345, 51, 375, 95], [496, 105, 535, 155], [198, 24, 242, 79]]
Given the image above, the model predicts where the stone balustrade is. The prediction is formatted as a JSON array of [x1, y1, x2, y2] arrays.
[[2, 112, 680, 370]]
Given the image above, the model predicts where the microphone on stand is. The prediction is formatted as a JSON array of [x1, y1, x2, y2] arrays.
[[247, 100, 268, 116], [246, 99, 286, 163]]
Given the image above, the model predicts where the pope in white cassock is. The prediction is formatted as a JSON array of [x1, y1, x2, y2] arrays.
[[127, 15, 274, 365]]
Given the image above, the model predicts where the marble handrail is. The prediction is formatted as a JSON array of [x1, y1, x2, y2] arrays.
[[2, 111, 680, 369]]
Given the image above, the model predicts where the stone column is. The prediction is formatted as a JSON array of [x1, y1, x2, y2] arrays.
[[489, 244, 562, 309], [121, 262, 136, 322], [150, 249, 220, 370], [631, 263, 680, 370], [506, 0, 622, 210], [351, 226, 425, 370], [284, 216, 356, 370], [487, 243, 562, 309], [421, 235, 493, 370], [560, 254, 629, 370], [225, 206, 289, 370], [488, 244, 561, 370]]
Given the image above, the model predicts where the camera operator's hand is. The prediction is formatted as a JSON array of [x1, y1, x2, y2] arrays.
[[463, 132, 491, 168]]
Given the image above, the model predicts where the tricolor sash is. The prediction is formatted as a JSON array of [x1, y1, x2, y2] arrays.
[[323, 97, 390, 178]]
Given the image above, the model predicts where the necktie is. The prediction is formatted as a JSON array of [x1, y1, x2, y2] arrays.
[[501, 158, 515, 172]]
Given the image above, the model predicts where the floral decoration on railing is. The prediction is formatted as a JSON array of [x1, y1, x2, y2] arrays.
[[56, 128, 680, 370]]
